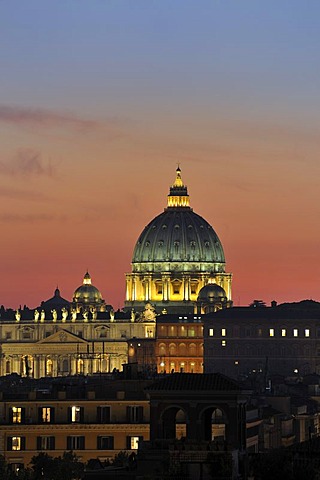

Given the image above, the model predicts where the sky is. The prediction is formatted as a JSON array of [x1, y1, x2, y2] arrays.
[[1, 0, 320, 309]]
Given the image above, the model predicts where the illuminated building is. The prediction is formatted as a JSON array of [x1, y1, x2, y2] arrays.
[[0, 274, 156, 378], [125, 167, 232, 314], [156, 313, 204, 374]]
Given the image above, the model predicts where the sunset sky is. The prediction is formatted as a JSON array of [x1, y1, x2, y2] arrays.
[[1, 1, 320, 309]]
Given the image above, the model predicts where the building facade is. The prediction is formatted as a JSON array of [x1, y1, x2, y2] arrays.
[[0, 275, 156, 378], [156, 313, 204, 374], [204, 301, 320, 379]]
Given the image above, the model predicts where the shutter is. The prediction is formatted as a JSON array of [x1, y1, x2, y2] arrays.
[[21, 407, 26, 424], [126, 406, 131, 423], [37, 437, 42, 450], [110, 436, 114, 450], [38, 408, 43, 423], [137, 406, 143, 423], [9, 408, 13, 423], [21, 437, 26, 450], [102, 406, 110, 423], [126, 436, 131, 449], [50, 437, 55, 450], [67, 436, 72, 450], [97, 436, 101, 450], [80, 407, 84, 423], [51, 407, 55, 423], [7, 436, 12, 450], [80, 436, 85, 450], [97, 406, 101, 423], [67, 407, 72, 423], [139, 436, 143, 448]]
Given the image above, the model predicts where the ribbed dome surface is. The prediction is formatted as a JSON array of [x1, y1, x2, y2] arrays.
[[132, 208, 225, 266]]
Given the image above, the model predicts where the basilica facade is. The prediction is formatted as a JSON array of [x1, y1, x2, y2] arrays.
[[0, 273, 156, 379]]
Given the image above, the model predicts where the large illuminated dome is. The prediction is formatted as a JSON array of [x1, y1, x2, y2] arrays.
[[125, 168, 232, 314]]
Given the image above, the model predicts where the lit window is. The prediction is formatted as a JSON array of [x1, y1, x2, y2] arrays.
[[209, 328, 214, 337], [221, 328, 226, 337], [293, 329, 298, 337], [41, 407, 52, 423], [269, 329, 274, 337], [12, 437, 21, 451], [71, 406, 82, 423], [12, 407, 22, 424], [130, 436, 140, 450], [281, 329, 286, 337], [234, 361, 239, 365], [305, 329, 310, 337], [221, 340, 226, 347]]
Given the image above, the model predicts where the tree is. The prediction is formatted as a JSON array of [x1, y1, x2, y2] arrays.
[[30, 451, 84, 480]]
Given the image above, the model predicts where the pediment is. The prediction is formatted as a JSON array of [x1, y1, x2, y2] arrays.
[[37, 329, 88, 344]]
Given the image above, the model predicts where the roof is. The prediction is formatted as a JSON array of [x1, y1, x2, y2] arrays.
[[204, 301, 320, 321], [146, 373, 241, 392]]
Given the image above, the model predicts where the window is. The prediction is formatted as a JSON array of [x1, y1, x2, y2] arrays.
[[281, 329, 286, 337], [180, 362, 185, 372], [7, 437, 25, 451], [187, 329, 195, 337], [97, 436, 114, 450], [221, 328, 226, 337], [97, 406, 110, 423], [67, 436, 85, 450], [37, 436, 55, 450], [127, 436, 143, 450], [127, 406, 143, 423], [269, 329, 274, 337], [5, 332, 11, 340], [209, 328, 214, 337], [10, 407, 24, 424], [305, 329, 310, 337], [293, 329, 298, 337], [69, 406, 84, 423], [22, 330, 32, 339], [39, 407, 54, 423], [221, 340, 226, 347]]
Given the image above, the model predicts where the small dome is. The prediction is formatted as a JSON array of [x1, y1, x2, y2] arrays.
[[73, 272, 103, 304], [197, 284, 226, 303]]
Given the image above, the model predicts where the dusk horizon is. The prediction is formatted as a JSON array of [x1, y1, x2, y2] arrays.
[[1, 1, 320, 310]]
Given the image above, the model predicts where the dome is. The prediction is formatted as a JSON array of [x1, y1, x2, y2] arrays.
[[39, 287, 70, 311], [132, 168, 225, 272], [125, 167, 232, 314], [197, 284, 227, 303], [73, 271, 103, 304]]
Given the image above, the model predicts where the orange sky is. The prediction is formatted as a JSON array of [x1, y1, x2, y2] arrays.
[[1, 2, 320, 308]]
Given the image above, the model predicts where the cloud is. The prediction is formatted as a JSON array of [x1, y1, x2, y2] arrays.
[[0, 213, 57, 223], [0, 104, 101, 132], [0, 149, 55, 177], [0, 185, 51, 202]]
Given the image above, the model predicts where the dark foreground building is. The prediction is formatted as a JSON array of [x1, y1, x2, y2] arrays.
[[204, 300, 320, 379]]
